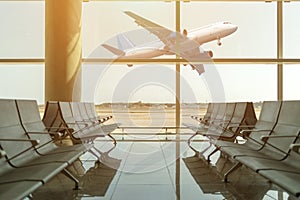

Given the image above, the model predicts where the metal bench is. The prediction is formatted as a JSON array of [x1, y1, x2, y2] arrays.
[[221, 101, 300, 197], [216, 101, 282, 159], [0, 99, 87, 199], [186, 102, 257, 161]]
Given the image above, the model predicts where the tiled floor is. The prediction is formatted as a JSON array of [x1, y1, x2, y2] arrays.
[[31, 137, 298, 200]]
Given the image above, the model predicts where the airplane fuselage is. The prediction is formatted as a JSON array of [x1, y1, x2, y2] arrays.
[[189, 22, 238, 45]]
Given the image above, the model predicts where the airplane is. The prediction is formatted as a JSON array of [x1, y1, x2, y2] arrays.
[[102, 11, 238, 75]]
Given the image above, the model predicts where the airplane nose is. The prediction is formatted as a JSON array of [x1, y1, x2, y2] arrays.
[[231, 25, 238, 32]]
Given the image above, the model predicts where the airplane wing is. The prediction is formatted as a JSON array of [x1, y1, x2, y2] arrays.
[[190, 63, 205, 76], [124, 11, 179, 46], [181, 47, 208, 75], [125, 11, 207, 76]]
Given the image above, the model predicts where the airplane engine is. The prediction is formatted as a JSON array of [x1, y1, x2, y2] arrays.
[[127, 64, 133, 67], [204, 50, 213, 58], [182, 29, 187, 37]]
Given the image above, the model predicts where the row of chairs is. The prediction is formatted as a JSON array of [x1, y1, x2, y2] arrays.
[[42, 101, 119, 146], [0, 99, 119, 200], [189, 101, 300, 197], [186, 102, 257, 161]]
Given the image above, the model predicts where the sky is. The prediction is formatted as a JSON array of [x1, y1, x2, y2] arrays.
[[0, 1, 300, 104]]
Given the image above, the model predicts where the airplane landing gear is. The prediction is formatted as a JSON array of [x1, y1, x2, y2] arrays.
[[217, 39, 222, 46]]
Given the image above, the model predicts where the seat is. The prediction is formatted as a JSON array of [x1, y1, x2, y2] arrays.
[[204, 102, 257, 161], [0, 153, 43, 200], [16, 99, 93, 164], [186, 103, 226, 139], [0, 99, 69, 167], [216, 101, 282, 157], [191, 102, 214, 125], [258, 143, 300, 197], [234, 101, 300, 161], [223, 101, 300, 185], [0, 99, 82, 194], [0, 181, 42, 200], [200, 102, 236, 139], [187, 102, 257, 162], [58, 102, 118, 145], [84, 102, 112, 123]]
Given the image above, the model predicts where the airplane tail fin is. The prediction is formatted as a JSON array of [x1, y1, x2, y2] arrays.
[[102, 33, 135, 56], [102, 44, 125, 56], [116, 33, 135, 50]]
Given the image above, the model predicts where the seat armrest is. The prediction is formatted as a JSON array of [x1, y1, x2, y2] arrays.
[[229, 125, 255, 129], [27, 131, 63, 138], [0, 138, 40, 146], [0, 150, 6, 158], [66, 122, 90, 129], [75, 121, 90, 126], [261, 135, 299, 143], [228, 124, 253, 132], [290, 143, 300, 154], [45, 126, 68, 130], [241, 129, 272, 134]]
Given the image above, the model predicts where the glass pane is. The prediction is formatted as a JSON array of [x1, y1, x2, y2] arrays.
[[0, 2, 45, 58], [283, 65, 300, 100], [0, 65, 44, 104], [213, 64, 277, 102], [82, 1, 175, 58], [283, 2, 300, 58], [182, 2, 276, 58]]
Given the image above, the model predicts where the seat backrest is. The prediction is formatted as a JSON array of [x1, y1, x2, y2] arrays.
[[43, 101, 59, 128], [212, 103, 236, 132], [86, 102, 98, 120], [70, 102, 97, 132], [201, 103, 214, 125], [266, 101, 300, 156], [228, 102, 256, 134], [78, 102, 91, 122], [211, 103, 226, 126], [59, 102, 75, 124], [0, 99, 39, 166], [84, 103, 95, 121], [223, 103, 236, 124], [16, 99, 57, 154], [243, 102, 257, 126], [59, 102, 85, 131], [70, 102, 83, 122], [249, 101, 282, 143]]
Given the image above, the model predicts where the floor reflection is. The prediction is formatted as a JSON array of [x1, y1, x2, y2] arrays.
[[30, 140, 299, 200], [81, 153, 121, 197], [183, 154, 272, 200], [31, 144, 122, 200]]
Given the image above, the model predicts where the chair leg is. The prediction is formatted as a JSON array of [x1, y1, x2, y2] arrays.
[[207, 146, 219, 163], [108, 133, 117, 145], [89, 148, 100, 160], [62, 169, 80, 190], [223, 162, 242, 183], [187, 132, 198, 145]]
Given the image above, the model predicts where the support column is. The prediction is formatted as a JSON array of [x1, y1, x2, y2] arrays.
[[45, 0, 82, 102], [175, 2, 181, 200]]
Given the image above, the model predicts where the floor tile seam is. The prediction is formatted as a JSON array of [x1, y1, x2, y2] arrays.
[[158, 138, 177, 195], [109, 142, 134, 200]]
